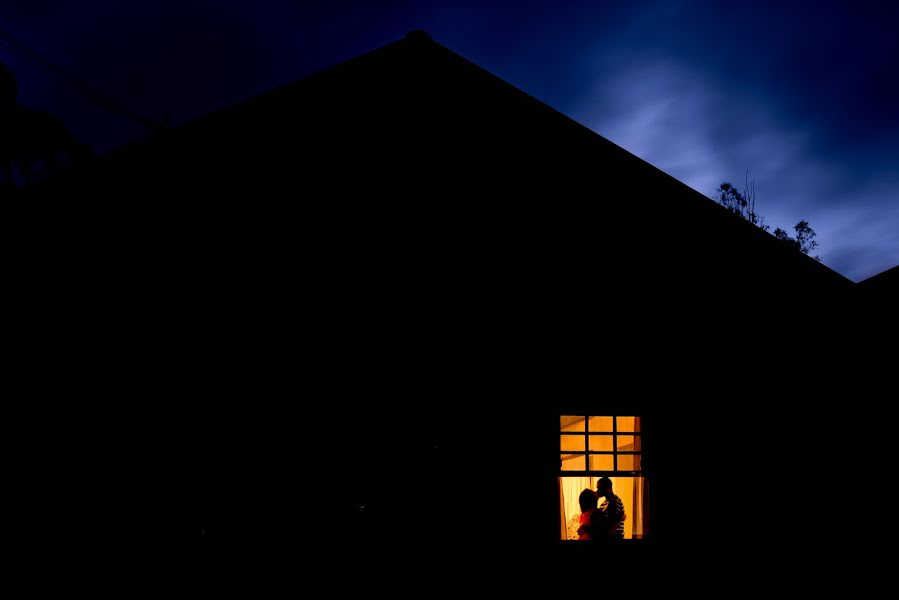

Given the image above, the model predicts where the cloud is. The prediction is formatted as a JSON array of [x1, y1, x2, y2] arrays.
[[570, 54, 897, 281], [3, 1, 896, 281]]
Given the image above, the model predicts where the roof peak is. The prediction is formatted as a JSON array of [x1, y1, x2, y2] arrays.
[[404, 30, 432, 43]]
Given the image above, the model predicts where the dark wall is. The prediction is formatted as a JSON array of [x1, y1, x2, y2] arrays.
[[11, 33, 875, 592]]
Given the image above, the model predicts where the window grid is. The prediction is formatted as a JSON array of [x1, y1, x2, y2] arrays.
[[560, 415, 642, 475]]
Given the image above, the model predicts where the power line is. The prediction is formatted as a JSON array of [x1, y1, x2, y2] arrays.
[[0, 24, 165, 132]]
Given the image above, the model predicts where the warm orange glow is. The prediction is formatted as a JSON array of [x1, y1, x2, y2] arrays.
[[561, 435, 585, 452], [589, 416, 613, 432], [560, 416, 585, 432], [589, 435, 614, 451], [617, 454, 641, 471], [561, 454, 587, 470], [617, 435, 640, 451], [559, 476, 646, 540], [559, 416, 647, 540], [617, 416, 639, 432], [590, 454, 614, 470]]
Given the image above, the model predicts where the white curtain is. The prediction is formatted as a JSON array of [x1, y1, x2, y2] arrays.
[[560, 476, 592, 540], [561, 476, 645, 539]]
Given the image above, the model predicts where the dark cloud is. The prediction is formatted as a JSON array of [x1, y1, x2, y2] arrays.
[[1, 0, 896, 280]]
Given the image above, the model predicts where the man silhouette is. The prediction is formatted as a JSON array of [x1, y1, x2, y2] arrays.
[[595, 477, 625, 539]]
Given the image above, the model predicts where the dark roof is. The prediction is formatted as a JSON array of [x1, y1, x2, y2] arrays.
[[22, 31, 854, 331], [856, 265, 898, 327], [857, 264, 899, 293]]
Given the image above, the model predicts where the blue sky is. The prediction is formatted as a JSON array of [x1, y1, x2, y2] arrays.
[[2, 1, 897, 281]]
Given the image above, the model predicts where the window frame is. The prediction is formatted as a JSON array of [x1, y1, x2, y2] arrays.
[[560, 415, 642, 476]]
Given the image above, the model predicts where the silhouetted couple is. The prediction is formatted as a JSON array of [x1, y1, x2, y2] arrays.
[[577, 477, 625, 541]]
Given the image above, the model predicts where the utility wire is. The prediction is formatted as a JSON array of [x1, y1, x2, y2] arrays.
[[0, 24, 165, 132]]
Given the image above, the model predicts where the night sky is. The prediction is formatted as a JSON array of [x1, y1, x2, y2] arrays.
[[3, 1, 897, 282]]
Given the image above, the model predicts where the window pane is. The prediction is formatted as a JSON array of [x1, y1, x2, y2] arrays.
[[616, 416, 639, 432], [561, 454, 586, 471], [560, 435, 585, 452], [617, 454, 641, 471], [590, 454, 614, 470], [616, 435, 641, 451], [588, 435, 614, 451], [560, 416, 586, 432], [561, 476, 646, 540], [588, 416, 613, 432]]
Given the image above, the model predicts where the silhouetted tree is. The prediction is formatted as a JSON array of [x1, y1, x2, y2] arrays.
[[773, 227, 798, 248], [714, 171, 768, 231], [1, 61, 91, 190], [793, 220, 813, 255], [792, 220, 819, 260], [716, 173, 821, 261], [774, 222, 820, 261]]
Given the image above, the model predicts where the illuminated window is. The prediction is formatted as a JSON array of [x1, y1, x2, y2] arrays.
[[559, 415, 647, 540]]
